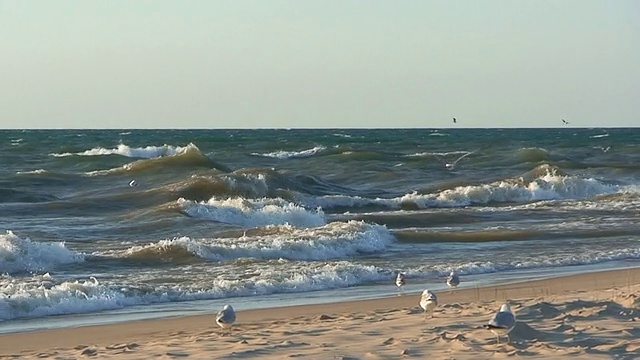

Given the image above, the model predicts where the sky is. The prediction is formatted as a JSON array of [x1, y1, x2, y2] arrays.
[[1, 0, 638, 129]]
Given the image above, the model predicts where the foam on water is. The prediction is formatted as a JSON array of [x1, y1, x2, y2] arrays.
[[52, 142, 199, 158], [296, 168, 620, 209], [117, 220, 392, 261], [0, 231, 84, 274], [83, 143, 214, 176], [3, 244, 640, 321], [15, 169, 48, 175], [252, 146, 327, 159], [178, 197, 326, 228]]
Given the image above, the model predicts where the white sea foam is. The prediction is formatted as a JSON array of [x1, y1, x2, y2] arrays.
[[120, 220, 392, 261], [0, 261, 386, 321], [178, 197, 326, 228], [219, 173, 270, 198], [333, 133, 352, 138], [0, 231, 84, 274], [296, 171, 620, 209], [252, 146, 327, 159], [3, 245, 640, 321], [51, 143, 200, 158], [16, 169, 48, 175], [404, 150, 467, 158]]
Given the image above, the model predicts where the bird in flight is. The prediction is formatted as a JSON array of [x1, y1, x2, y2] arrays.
[[453, 117, 457, 124], [562, 119, 569, 125], [435, 147, 485, 170]]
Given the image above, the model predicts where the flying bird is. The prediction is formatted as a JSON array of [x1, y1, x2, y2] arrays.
[[215, 304, 236, 336], [562, 119, 569, 125], [484, 303, 516, 344], [395, 272, 406, 295], [419, 289, 438, 319], [437, 150, 475, 170], [453, 117, 457, 124], [446, 271, 460, 292]]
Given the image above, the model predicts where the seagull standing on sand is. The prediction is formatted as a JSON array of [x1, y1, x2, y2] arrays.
[[446, 271, 460, 292], [419, 289, 438, 319], [484, 303, 516, 344], [215, 304, 236, 336], [395, 272, 406, 295]]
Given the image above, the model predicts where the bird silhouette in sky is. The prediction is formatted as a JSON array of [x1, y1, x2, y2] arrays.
[[562, 119, 569, 125], [453, 117, 457, 124]]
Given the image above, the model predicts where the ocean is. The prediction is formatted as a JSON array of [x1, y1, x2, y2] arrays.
[[1, 128, 639, 333]]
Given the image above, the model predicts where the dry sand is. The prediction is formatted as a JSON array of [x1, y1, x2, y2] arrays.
[[1, 267, 640, 359]]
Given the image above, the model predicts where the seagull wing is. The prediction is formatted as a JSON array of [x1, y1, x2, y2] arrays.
[[217, 307, 236, 324], [486, 310, 515, 331]]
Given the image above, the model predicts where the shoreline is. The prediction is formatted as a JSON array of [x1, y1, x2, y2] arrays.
[[2, 266, 639, 358]]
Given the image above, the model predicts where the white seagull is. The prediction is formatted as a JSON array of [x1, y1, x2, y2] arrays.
[[436, 148, 482, 170], [419, 289, 438, 319], [395, 272, 406, 295], [215, 304, 236, 336], [446, 271, 460, 292], [484, 303, 516, 344]]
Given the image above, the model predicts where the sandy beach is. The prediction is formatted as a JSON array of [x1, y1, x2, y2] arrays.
[[1, 267, 639, 359]]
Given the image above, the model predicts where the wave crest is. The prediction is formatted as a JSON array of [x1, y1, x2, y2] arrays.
[[114, 220, 393, 262], [252, 146, 327, 159], [177, 197, 326, 228], [0, 231, 84, 274]]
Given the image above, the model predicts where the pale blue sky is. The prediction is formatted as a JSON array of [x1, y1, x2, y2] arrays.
[[1, 0, 638, 128]]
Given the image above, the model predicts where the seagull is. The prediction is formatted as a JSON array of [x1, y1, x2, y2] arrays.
[[453, 117, 457, 124], [215, 304, 236, 336], [436, 150, 476, 170], [129, 179, 138, 187], [419, 289, 438, 319], [484, 303, 516, 344], [446, 271, 460, 292], [562, 119, 569, 125], [395, 272, 406, 295]]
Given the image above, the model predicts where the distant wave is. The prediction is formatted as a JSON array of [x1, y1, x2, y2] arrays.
[[52, 142, 200, 159], [0, 231, 84, 274], [158, 173, 270, 202], [429, 132, 449, 137], [333, 133, 352, 138], [0, 188, 58, 203], [516, 147, 552, 163], [294, 164, 620, 209], [252, 146, 327, 159], [590, 133, 609, 139], [85, 143, 230, 176], [177, 196, 326, 228], [15, 169, 48, 175]]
